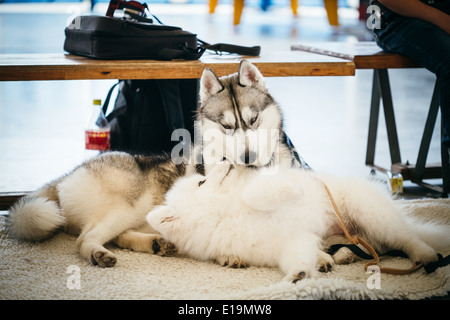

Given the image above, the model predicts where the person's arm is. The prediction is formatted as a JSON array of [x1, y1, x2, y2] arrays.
[[378, 0, 450, 34]]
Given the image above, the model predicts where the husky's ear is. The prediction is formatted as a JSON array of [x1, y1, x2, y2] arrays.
[[200, 67, 223, 101], [238, 60, 265, 89]]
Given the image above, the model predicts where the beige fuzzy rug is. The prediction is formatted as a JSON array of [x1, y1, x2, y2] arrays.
[[1, 199, 449, 300]]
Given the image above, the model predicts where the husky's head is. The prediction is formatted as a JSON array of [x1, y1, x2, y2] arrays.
[[196, 60, 283, 173]]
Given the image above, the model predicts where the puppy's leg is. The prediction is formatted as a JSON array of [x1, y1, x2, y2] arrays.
[[114, 231, 177, 256], [348, 202, 438, 265], [324, 235, 360, 264], [316, 250, 334, 272], [77, 210, 139, 267], [390, 234, 437, 265], [77, 225, 118, 267], [332, 247, 360, 264], [280, 233, 321, 282]]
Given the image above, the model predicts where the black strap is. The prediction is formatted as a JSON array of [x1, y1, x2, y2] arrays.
[[199, 40, 261, 56], [157, 40, 260, 61], [328, 244, 450, 274], [102, 82, 120, 115], [327, 244, 374, 260], [424, 254, 450, 274]]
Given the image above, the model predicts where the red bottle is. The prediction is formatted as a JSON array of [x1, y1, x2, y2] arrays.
[[85, 99, 110, 158]]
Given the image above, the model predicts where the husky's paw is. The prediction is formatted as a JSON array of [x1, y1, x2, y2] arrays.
[[332, 247, 359, 264], [91, 250, 117, 268], [317, 251, 335, 272], [152, 237, 177, 256], [216, 256, 247, 268]]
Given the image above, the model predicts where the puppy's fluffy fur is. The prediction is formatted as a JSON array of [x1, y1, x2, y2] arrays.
[[147, 162, 450, 282]]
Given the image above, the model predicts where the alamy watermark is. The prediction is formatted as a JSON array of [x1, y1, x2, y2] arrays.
[[366, 265, 381, 290], [366, 5, 382, 30], [169, 121, 281, 169], [66, 5, 82, 30], [66, 265, 81, 290]]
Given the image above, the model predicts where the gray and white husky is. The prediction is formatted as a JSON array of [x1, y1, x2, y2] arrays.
[[7, 60, 306, 267]]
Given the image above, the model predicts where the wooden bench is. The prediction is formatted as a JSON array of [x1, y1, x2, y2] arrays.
[[0, 51, 355, 210], [292, 42, 448, 195], [0, 51, 354, 81]]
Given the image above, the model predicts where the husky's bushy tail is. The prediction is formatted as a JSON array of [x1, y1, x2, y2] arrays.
[[7, 182, 65, 241]]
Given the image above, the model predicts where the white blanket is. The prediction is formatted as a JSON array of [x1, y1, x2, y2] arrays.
[[1, 199, 449, 300]]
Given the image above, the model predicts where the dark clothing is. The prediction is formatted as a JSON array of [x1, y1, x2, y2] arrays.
[[371, 0, 450, 150], [371, 0, 450, 192]]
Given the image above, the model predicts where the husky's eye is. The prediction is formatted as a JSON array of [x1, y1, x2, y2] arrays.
[[198, 180, 206, 187], [222, 123, 233, 130], [250, 114, 258, 125]]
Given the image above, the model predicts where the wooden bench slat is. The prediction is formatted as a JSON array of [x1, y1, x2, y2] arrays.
[[0, 52, 355, 81]]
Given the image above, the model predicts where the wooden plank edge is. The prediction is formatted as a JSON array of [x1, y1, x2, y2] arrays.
[[354, 55, 420, 69], [0, 62, 355, 81]]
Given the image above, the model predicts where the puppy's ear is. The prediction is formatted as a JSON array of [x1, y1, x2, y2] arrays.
[[238, 59, 265, 89], [146, 205, 175, 229], [200, 67, 223, 101]]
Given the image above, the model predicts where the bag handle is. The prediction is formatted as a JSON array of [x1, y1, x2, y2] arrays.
[[198, 40, 261, 56], [157, 40, 260, 61], [102, 81, 120, 120]]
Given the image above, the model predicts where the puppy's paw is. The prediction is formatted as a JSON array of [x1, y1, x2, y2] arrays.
[[286, 269, 315, 283], [285, 263, 316, 283], [152, 237, 177, 256], [91, 250, 117, 268], [291, 271, 308, 283], [332, 247, 359, 264], [216, 256, 247, 268], [317, 251, 335, 272]]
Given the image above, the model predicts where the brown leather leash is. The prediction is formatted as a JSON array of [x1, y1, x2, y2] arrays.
[[322, 182, 424, 275]]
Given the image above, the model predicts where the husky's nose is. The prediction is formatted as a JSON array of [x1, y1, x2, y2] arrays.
[[240, 150, 257, 165]]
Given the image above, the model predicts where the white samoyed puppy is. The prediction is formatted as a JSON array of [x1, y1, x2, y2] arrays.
[[147, 160, 449, 282]]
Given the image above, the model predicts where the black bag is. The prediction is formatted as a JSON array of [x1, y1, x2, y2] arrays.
[[64, 15, 200, 60], [64, 15, 260, 60], [102, 79, 198, 155]]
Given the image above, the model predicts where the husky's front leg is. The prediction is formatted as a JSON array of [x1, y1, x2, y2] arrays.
[[114, 230, 177, 256], [77, 225, 118, 268], [280, 233, 322, 282]]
